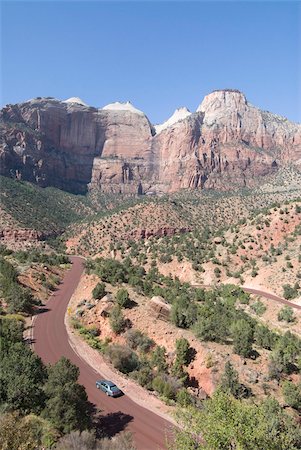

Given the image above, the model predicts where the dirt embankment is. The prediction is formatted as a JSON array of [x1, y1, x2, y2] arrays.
[[65, 273, 177, 424]]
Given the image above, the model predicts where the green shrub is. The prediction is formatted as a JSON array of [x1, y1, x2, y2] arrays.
[[152, 375, 179, 400], [250, 301, 266, 316], [282, 284, 299, 300], [269, 331, 301, 378], [278, 306, 296, 323], [116, 288, 131, 308], [214, 267, 221, 278], [174, 338, 193, 366], [92, 283, 106, 300], [70, 317, 82, 329], [150, 346, 168, 373], [109, 306, 126, 334], [220, 361, 250, 398], [130, 365, 154, 389], [107, 345, 139, 374], [282, 381, 301, 410], [254, 324, 277, 350], [176, 388, 192, 407], [125, 329, 154, 353], [231, 319, 254, 358]]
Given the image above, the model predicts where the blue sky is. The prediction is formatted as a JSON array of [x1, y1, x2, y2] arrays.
[[1, 1, 300, 124]]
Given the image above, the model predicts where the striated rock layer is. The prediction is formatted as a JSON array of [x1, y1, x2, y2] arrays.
[[1, 90, 300, 194]]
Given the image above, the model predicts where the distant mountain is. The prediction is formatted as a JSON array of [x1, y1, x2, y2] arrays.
[[1, 90, 300, 194]]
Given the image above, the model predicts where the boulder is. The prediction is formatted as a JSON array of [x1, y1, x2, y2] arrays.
[[149, 296, 171, 321]]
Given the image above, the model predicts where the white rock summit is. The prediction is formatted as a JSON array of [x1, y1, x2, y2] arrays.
[[102, 101, 145, 116], [63, 97, 89, 107], [154, 107, 191, 134]]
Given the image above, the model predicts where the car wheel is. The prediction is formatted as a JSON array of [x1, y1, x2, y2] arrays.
[[106, 391, 109, 396]]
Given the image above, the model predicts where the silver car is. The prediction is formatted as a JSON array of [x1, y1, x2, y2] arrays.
[[96, 380, 123, 397]]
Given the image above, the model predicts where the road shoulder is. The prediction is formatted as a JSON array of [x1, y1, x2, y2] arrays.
[[64, 273, 177, 426]]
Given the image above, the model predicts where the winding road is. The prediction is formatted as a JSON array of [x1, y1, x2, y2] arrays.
[[192, 284, 301, 311], [33, 257, 173, 450], [33, 257, 301, 449], [243, 287, 301, 311]]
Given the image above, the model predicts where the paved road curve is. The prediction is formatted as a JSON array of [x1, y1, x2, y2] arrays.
[[33, 256, 173, 450]]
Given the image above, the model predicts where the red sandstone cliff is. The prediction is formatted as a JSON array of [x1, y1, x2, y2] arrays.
[[1, 90, 300, 194]]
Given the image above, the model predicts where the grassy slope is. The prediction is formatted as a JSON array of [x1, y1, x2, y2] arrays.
[[0, 176, 148, 236], [0, 176, 94, 234]]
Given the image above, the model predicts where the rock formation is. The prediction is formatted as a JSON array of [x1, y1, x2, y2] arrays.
[[1, 90, 300, 194], [148, 296, 171, 321]]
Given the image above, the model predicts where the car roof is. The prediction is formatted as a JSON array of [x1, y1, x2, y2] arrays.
[[97, 380, 116, 387]]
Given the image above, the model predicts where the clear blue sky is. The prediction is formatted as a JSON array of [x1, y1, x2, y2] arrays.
[[1, 1, 300, 124]]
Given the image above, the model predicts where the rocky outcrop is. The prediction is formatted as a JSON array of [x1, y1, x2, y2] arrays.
[[1, 90, 300, 194], [0, 227, 51, 242], [148, 296, 171, 321], [0, 98, 155, 194], [154, 90, 301, 191]]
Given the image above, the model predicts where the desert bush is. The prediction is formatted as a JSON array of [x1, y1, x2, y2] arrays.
[[282, 381, 301, 411], [116, 288, 131, 308], [55, 429, 135, 450], [176, 388, 193, 407], [254, 324, 277, 350], [250, 300, 266, 316], [150, 346, 168, 373], [171, 298, 198, 329], [231, 319, 254, 358], [214, 267, 221, 278], [278, 306, 296, 323], [92, 283, 106, 300], [125, 329, 154, 353], [130, 365, 154, 389], [106, 345, 139, 374], [0, 412, 39, 450], [171, 391, 301, 450], [282, 284, 299, 300], [70, 317, 82, 330], [269, 331, 301, 379], [220, 361, 250, 398], [79, 326, 99, 338], [152, 375, 180, 400], [109, 306, 126, 334], [174, 338, 193, 367]]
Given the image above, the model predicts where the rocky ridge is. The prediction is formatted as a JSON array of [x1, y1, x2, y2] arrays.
[[1, 90, 300, 194]]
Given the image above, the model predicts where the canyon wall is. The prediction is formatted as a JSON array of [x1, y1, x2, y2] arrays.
[[1, 90, 300, 194]]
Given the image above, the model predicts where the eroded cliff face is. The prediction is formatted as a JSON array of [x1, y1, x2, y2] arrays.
[[1, 90, 300, 194], [153, 90, 301, 192], [0, 98, 155, 193]]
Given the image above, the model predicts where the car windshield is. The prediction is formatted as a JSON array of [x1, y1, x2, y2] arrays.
[[111, 386, 119, 392]]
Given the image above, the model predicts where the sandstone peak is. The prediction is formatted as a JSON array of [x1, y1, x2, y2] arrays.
[[102, 101, 145, 116], [154, 106, 191, 134], [1, 90, 301, 195], [197, 89, 248, 114], [63, 97, 89, 107], [25, 97, 59, 104]]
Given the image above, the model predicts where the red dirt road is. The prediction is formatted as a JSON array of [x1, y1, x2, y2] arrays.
[[192, 284, 301, 311], [33, 257, 173, 450], [243, 287, 301, 311]]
